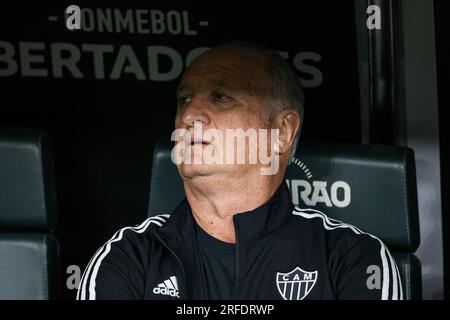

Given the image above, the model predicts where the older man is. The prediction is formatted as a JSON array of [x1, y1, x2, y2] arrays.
[[77, 42, 402, 300]]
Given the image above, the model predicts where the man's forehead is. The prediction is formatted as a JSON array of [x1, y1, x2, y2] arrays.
[[177, 74, 230, 93], [181, 67, 246, 86], [178, 69, 268, 96]]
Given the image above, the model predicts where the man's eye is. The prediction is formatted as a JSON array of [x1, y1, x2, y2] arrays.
[[177, 96, 191, 107], [211, 91, 231, 102]]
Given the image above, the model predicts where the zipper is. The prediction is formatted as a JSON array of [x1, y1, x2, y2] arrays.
[[232, 216, 240, 298], [193, 229, 208, 299], [152, 229, 187, 299]]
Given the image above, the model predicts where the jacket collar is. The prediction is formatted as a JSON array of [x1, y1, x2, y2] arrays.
[[232, 182, 294, 243], [156, 182, 294, 248]]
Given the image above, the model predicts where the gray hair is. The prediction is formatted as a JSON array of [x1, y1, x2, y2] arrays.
[[217, 41, 305, 163]]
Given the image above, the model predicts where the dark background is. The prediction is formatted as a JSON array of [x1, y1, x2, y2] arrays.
[[434, 0, 449, 299], [0, 1, 361, 299]]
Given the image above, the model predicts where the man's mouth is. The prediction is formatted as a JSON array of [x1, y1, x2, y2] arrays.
[[185, 138, 211, 147], [190, 140, 210, 146]]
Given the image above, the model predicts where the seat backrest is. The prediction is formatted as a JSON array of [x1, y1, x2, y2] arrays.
[[148, 138, 422, 299], [0, 129, 60, 299], [284, 143, 422, 299]]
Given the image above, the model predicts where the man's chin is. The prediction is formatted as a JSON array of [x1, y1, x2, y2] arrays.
[[178, 163, 217, 179]]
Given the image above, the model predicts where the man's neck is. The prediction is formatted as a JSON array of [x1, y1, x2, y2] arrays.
[[184, 174, 282, 243]]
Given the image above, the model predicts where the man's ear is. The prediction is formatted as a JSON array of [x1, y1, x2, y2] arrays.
[[273, 108, 301, 155]]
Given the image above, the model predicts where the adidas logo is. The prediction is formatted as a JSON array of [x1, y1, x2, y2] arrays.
[[152, 276, 180, 298]]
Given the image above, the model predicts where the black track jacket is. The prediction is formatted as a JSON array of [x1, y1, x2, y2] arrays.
[[77, 183, 402, 300]]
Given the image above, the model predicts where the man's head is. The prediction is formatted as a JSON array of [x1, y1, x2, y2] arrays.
[[174, 42, 304, 187]]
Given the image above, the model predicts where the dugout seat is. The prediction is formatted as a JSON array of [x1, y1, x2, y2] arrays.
[[0, 129, 60, 299]]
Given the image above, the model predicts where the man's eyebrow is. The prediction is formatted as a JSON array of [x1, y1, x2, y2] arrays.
[[176, 83, 190, 94], [212, 79, 226, 88]]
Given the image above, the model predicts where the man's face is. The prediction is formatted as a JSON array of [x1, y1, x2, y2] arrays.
[[174, 47, 276, 181]]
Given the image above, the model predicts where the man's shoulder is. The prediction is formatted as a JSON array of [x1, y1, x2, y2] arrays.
[[77, 214, 171, 300], [90, 214, 171, 259], [110, 214, 171, 245], [290, 206, 383, 250]]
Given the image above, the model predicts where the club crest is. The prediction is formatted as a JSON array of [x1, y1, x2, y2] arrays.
[[276, 266, 318, 300]]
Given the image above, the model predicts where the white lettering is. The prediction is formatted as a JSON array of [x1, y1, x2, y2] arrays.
[[114, 9, 134, 33], [0, 41, 18, 76], [51, 43, 83, 78], [303, 273, 313, 280], [97, 8, 113, 33], [293, 52, 323, 88], [82, 44, 114, 79], [287, 179, 351, 208], [65, 5, 81, 31], [311, 181, 332, 207], [66, 265, 81, 290], [366, 5, 381, 30], [19, 42, 47, 77], [111, 45, 146, 80], [81, 8, 95, 32], [330, 181, 351, 208], [136, 9, 149, 33], [148, 46, 183, 81]]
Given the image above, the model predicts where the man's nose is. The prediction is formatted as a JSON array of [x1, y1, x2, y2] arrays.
[[181, 97, 211, 127]]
